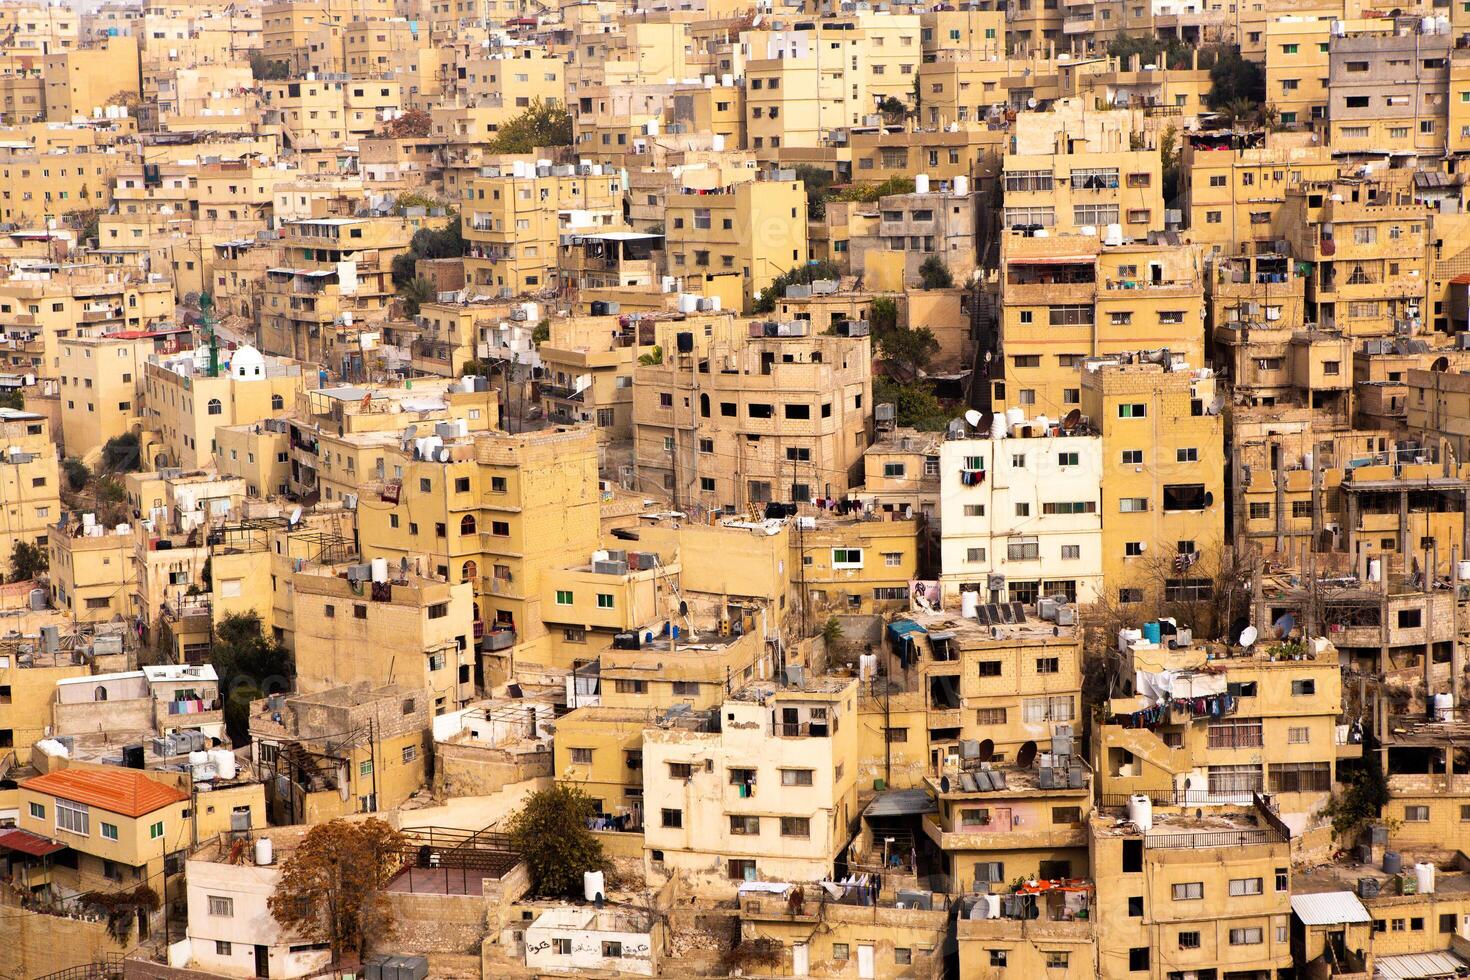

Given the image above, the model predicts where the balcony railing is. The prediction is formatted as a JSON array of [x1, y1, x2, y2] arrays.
[[1145, 827, 1285, 850]]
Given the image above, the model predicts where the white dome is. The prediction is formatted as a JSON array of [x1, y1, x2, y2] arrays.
[[229, 345, 265, 380]]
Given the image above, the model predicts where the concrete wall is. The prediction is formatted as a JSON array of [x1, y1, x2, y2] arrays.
[[433, 740, 552, 797], [384, 890, 487, 955]]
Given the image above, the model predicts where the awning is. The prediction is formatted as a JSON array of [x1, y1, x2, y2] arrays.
[[864, 789, 938, 818], [887, 620, 927, 642], [1375, 950, 1470, 980], [1291, 891, 1372, 926], [0, 828, 65, 857]]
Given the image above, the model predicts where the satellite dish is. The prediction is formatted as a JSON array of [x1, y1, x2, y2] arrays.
[[1239, 625, 1258, 649], [1063, 408, 1082, 430], [1015, 740, 1037, 769], [964, 409, 982, 427], [978, 738, 994, 762], [288, 506, 301, 526]]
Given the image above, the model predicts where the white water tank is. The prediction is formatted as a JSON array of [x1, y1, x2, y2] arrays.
[[1128, 794, 1153, 833], [1435, 692, 1454, 721], [1416, 862, 1436, 894], [189, 750, 209, 768], [255, 836, 273, 866], [1458, 560, 1470, 580], [954, 175, 969, 196], [584, 870, 606, 902], [371, 558, 389, 583], [1104, 224, 1125, 246], [1367, 558, 1382, 582], [990, 413, 1006, 440], [1118, 627, 1143, 653], [212, 749, 237, 780], [1005, 406, 1025, 431], [961, 591, 979, 618], [915, 173, 930, 194]]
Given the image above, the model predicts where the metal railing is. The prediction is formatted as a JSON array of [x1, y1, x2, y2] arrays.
[[1145, 827, 1285, 850]]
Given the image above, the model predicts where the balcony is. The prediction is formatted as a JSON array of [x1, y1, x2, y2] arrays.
[[483, 628, 515, 651]]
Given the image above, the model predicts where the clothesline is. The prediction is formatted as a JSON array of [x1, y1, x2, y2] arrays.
[[1111, 692, 1238, 729]]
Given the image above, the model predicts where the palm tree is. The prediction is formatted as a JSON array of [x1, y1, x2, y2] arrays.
[[399, 277, 436, 316]]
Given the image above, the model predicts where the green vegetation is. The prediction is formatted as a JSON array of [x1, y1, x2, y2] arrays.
[[8, 540, 47, 582], [834, 176, 915, 204], [918, 255, 954, 290], [794, 164, 834, 220], [100, 432, 141, 474], [382, 107, 431, 138], [0, 387, 21, 410], [1206, 45, 1265, 115], [212, 612, 294, 744], [391, 214, 464, 288], [1319, 759, 1390, 837], [751, 260, 842, 314], [398, 276, 436, 316], [485, 100, 573, 154], [62, 458, 90, 493], [532, 318, 550, 344], [506, 784, 609, 896], [874, 377, 952, 431], [249, 51, 290, 81]]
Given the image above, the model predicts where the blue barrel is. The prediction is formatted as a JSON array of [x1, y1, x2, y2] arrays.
[[1142, 622, 1162, 644]]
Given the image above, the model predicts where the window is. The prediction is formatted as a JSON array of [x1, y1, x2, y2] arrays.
[[56, 798, 88, 835], [661, 808, 682, 828], [597, 594, 614, 609], [27, 802, 43, 819], [780, 817, 810, 837], [1172, 882, 1203, 900], [730, 815, 760, 835], [602, 942, 623, 958], [1208, 718, 1263, 749], [1129, 948, 1149, 972], [668, 763, 692, 779], [402, 745, 417, 763], [1176, 448, 1198, 462], [832, 944, 850, 961], [832, 548, 863, 568], [1230, 927, 1263, 945], [101, 822, 118, 841], [977, 708, 1006, 725], [208, 895, 234, 917], [1178, 931, 1200, 949], [1045, 951, 1069, 968], [1120, 497, 1148, 513], [1117, 403, 1146, 418], [1288, 726, 1310, 744], [781, 769, 814, 786], [570, 748, 593, 764], [989, 950, 1008, 967], [896, 948, 913, 965], [1229, 877, 1263, 897], [216, 941, 232, 956], [886, 727, 908, 742], [1404, 805, 1430, 822], [1292, 679, 1316, 696], [150, 821, 163, 839], [1007, 537, 1039, 561], [1036, 657, 1059, 674], [206, 398, 222, 415]]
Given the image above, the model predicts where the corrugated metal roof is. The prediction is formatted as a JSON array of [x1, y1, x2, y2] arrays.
[[22, 769, 188, 818], [864, 789, 937, 818], [1375, 950, 1469, 979], [1290, 890, 1372, 925]]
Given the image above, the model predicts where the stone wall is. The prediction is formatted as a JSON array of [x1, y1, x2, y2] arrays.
[[0, 905, 134, 979], [383, 890, 486, 956], [433, 740, 551, 797]]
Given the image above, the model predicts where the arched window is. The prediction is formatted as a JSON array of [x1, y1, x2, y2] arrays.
[[94, 686, 108, 702], [462, 559, 478, 584], [700, 393, 710, 418], [207, 398, 222, 416], [460, 514, 477, 536], [271, 394, 284, 410]]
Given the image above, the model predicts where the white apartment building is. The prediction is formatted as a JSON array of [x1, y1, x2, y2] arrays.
[[938, 431, 1104, 605]]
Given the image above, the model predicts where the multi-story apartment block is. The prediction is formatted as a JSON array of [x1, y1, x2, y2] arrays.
[[939, 428, 1105, 606], [641, 677, 860, 892], [462, 162, 624, 297], [632, 325, 871, 513], [662, 174, 807, 311]]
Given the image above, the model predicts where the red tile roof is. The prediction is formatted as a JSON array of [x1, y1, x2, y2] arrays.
[[22, 768, 187, 818]]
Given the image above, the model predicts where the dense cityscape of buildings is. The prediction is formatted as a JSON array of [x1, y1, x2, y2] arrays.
[[3, 1, 1470, 978]]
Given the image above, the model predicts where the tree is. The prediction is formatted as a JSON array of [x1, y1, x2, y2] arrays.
[[877, 326, 939, 381], [918, 255, 954, 290], [1207, 45, 1265, 113], [100, 432, 141, 474], [249, 51, 290, 81], [506, 784, 607, 896], [105, 90, 142, 111], [398, 276, 436, 316], [485, 100, 573, 154], [383, 108, 431, 138], [532, 318, 550, 344], [793, 164, 833, 220], [62, 457, 90, 492], [268, 818, 406, 965], [637, 344, 663, 366], [9, 540, 46, 582], [212, 612, 293, 744], [868, 296, 899, 337], [391, 214, 463, 287], [0, 387, 21, 410], [751, 260, 842, 314], [873, 377, 952, 431], [834, 176, 915, 205], [1160, 124, 1181, 207], [876, 95, 906, 122]]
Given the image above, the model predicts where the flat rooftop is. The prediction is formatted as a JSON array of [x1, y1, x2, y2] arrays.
[[1294, 848, 1470, 897]]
